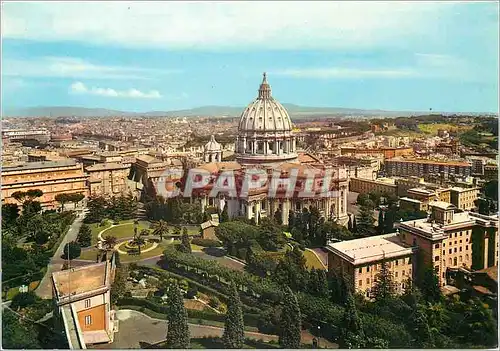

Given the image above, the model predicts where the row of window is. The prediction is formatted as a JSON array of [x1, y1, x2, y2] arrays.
[[357, 257, 411, 273], [359, 272, 410, 288]]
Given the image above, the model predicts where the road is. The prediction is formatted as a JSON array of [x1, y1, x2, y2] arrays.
[[35, 209, 88, 299], [90, 309, 337, 349]]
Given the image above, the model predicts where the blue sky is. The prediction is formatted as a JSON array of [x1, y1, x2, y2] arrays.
[[1, 1, 498, 113]]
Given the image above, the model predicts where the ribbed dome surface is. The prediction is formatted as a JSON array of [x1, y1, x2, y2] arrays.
[[238, 73, 293, 133]]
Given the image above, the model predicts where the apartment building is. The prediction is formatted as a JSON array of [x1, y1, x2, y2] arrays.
[[1, 160, 88, 208], [349, 177, 397, 196], [450, 187, 480, 211], [86, 162, 131, 197], [326, 233, 416, 297], [341, 146, 413, 161], [398, 202, 498, 286], [385, 157, 471, 178]]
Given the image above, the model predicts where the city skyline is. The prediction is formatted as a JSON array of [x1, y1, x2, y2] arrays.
[[1, 1, 499, 113]]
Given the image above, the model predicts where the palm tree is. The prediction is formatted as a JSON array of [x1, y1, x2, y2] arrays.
[[103, 235, 117, 250], [133, 236, 146, 255], [151, 220, 169, 241]]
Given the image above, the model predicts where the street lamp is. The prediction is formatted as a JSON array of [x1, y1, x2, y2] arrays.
[[317, 325, 321, 348]]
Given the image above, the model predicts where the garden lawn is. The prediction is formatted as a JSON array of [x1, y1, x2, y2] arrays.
[[89, 222, 111, 245], [99, 220, 152, 241], [79, 239, 179, 263], [303, 250, 326, 270]]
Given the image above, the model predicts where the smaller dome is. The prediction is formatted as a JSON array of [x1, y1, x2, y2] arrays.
[[205, 135, 222, 152]]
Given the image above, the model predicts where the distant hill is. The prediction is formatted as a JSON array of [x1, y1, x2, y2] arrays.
[[4, 105, 489, 118]]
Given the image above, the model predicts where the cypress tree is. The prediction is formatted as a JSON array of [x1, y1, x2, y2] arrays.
[[279, 287, 302, 349], [223, 283, 245, 349], [348, 214, 353, 232], [419, 267, 442, 303], [307, 268, 319, 295], [410, 305, 434, 348], [352, 216, 357, 233], [220, 204, 229, 222], [166, 283, 190, 349], [340, 292, 365, 348], [180, 227, 192, 254], [317, 269, 330, 298], [371, 261, 396, 301], [377, 210, 385, 234], [356, 203, 376, 237]]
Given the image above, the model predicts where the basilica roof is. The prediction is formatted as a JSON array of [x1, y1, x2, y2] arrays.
[[238, 73, 293, 133]]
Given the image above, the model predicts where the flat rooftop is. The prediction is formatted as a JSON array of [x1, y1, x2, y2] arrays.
[[86, 162, 129, 171], [326, 233, 413, 265], [400, 197, 422, 204], [408, 187, 435, 196], [52, 262, 107, 299], [2, 159, 77, 172]]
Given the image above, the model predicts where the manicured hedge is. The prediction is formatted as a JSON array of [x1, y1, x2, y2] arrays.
[[136, 265, 229, 302], [191, 238, 223, 248], [117, 297, 260, 327]]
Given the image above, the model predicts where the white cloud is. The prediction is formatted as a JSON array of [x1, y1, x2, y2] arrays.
[[69, 81, 162, 99], [1, 2, 456, 50], [3, 56, 179, 80], [272, 67, 418, 79]]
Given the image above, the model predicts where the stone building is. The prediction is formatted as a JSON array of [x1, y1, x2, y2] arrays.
[[86, 162, 131, 197], [1, 159, 88, 208]]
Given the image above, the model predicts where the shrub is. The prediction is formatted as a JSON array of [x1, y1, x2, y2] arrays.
[[113, 221, 120, 225], [62, 241, 81, 260], [191, 238, 222, 248], [11, 291, 37, 310]]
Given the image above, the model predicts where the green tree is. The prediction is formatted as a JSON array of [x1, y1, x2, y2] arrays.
[[340, 292, 365, 348], [371, 261, 396, 301], [258, 218, 286, 251], [179, 227, 192, 254], [278, 287, 302, 349], [151, 219, 169, 241], [419, 268, 442, 303], [348, 214, 353, 232], [377, 210, 385, 234], [76, 224, 92, 247], [63, 241, 81, 260], [2, 309, 42, 349], [2, 203, 20, 227], [483, 180, 498, 201], [55, 193, 69, 212], [274, 246, 308, 291], [10, 291, 37, 311], [166, 282, 190, 349], [458, 298, 497, 347], [220, 204, 229, 222], [223, 283, 245, 349], [85, 196, 108, 223], [356, 202, 376, 237], [102, 235, 117, 251], [410, 305, 434, 348]]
